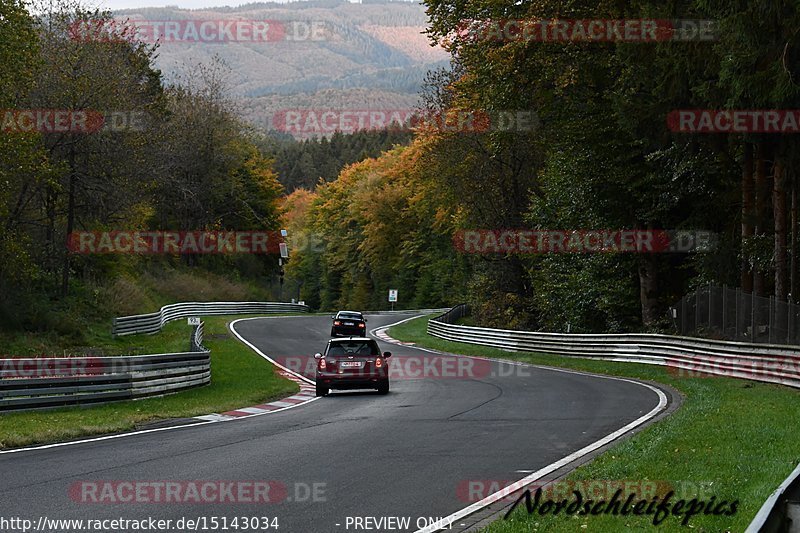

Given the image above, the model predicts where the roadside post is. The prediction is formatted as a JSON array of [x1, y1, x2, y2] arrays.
[[279, 229, 289, 301]]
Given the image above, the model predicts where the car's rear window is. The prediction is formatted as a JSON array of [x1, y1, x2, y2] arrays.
[[327, 341, 379, 356], [337, 313, 363, 320]]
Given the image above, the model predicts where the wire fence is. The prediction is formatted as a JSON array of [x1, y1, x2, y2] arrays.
[[435, 303, 470, 324], [673, 285, 800, 345]]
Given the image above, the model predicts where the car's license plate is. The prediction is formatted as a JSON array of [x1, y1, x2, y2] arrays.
[[343, 322, 354, 326], [339, 361, 362, 368]]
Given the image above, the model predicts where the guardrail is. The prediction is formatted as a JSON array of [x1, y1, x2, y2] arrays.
[[428, 305, 800, 388], [0, 324, 210, 412], [363, 308, 450, 316], [113, 301, 310, 337], [427, 304, 800, 532], [190, 321, 206, 352]]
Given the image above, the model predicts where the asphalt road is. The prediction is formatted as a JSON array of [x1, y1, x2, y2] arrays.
[[0, 313, 665, 533]]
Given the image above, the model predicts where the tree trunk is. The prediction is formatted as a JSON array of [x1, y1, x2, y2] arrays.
[[774, 156, 788, 300], [45, 184, 57, 288], [754, 141, 771, 296], [639, 254, 659, 327], [61, 149, 76, 298], [741, 142, 754, 292], [791, 170, 798, 303]]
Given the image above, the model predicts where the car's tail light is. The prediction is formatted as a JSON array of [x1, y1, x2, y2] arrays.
[[318, 358, 327, 370], [358, 322, 365, 328], [334, 320, 341, 326], [375, 357, 383, 368]]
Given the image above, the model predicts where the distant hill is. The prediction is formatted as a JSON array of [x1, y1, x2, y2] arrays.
[[115, 0, 448, 137]]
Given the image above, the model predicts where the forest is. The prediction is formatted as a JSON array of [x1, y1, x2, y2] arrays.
[[284, 0, 800, 332], [2, 0, 799, 339], [0, 1, 285, 334]]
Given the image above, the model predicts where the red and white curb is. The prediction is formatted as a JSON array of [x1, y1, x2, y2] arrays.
[[194, 370, 317, 422]]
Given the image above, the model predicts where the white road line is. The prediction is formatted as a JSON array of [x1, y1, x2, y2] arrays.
[[371, 316, 671, 533], [229, 318, 316, 385]]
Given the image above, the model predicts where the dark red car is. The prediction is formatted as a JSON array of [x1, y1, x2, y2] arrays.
[[315, 338, 392, 396]]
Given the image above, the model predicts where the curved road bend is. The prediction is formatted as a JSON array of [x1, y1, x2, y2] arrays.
[[0, 313, 667, 533]]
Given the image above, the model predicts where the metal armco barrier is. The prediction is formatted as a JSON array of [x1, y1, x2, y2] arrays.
[[427, 304, 800, 532], [364, 308, 449, 316], [0, 347, 210, 412], [428, 305, 800, 388], [191, 321, 206, 352], [113, 301, 310, 336]]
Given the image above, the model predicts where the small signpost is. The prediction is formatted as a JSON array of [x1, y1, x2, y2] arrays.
[[388, 289, 398, 311], [187, 317, 201, 326], [278, 230, 288, 300]]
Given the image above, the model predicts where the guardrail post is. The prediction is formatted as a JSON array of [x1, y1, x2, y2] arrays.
[[722, 284, 728, 337], [708, 283, 713, 331], [735, 287, 740, 340], [769, 296, 775, 344]]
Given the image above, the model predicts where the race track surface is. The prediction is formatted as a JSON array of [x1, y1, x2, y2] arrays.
[[0, 314, 665, 533]]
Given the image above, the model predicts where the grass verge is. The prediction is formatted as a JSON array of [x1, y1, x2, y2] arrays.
[[0, 316, 299, 449], [388, 315, 800, 533]]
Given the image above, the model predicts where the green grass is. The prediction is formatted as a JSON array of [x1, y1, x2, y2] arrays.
[[389, 316, 800, 533], [0, 316, 299, 449]]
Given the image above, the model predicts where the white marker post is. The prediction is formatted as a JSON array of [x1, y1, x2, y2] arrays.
[[279, 230, 289, 301]]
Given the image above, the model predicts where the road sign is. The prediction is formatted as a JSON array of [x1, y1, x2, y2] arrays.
[[388, 289, 398, 302], [279, 242, 289, 258], [280, 229, 288, 237], [187, 317, 201, 326]]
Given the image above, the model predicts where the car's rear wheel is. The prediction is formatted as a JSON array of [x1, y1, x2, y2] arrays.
[[316, 384, 329, 397], [377, 381, 389, 395]]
